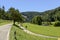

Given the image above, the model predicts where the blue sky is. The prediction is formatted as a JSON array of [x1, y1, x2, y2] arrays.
[[0, 0, 60, 12]]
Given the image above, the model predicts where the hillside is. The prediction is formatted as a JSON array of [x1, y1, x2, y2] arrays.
[[21, 12, 42, 22], [21, 7, 60, 22]]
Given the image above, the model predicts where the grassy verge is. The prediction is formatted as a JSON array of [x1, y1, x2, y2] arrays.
[[22, 23, 60, 37], [9, 25, 57, 40], [0, 19, 12, 26]]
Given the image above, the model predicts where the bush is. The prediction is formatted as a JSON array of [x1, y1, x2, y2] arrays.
[[54, 21, 60, 26], [42, 22, 51, 26], [31, 16, 42, 25]]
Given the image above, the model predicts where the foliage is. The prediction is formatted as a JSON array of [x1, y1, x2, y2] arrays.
[[31, 15, 42, 25], [54, 21, 60, 26], [8, 7, 24, 24], [0, 6, 24, 25], [21, 12, 42, 22], [0, 6, 60, 26], [21, 7, 60, 22], [42, 22, 52, 26]]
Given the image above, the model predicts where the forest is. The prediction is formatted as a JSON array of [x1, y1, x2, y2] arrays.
[[0, 6, 60, 26]]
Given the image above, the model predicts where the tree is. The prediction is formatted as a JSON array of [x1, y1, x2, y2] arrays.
[[8, 7, 24, 25], [0, 6, 6, 19], [31, 15, 42, 25], [15, 9, 24, 23], [54, 21, 60, 26]]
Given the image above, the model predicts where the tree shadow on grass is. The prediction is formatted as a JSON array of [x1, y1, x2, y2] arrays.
[[13, 24, 23, 30]]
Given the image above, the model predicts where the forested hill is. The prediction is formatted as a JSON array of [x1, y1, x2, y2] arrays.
[[21, 12, 42, 21], [21, 7, 60, 22]]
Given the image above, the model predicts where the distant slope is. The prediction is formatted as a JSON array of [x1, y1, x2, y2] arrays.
[[21, 12, 42, 22], [21, 7, 60, 22]]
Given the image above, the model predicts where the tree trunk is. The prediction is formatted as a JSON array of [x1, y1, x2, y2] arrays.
[[13, 20, 15, 25]]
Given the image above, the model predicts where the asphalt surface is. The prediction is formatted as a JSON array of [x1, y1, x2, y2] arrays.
[[0, 24, 12, 40]]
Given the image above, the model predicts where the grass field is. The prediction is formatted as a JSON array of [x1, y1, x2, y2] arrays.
[[0, 19, 11, 26], [9, 25, 57, 40], [22, 23, 60, 37]]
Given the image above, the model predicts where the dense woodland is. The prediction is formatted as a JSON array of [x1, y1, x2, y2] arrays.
[[0, 6, 60, 26], [22, 7, 60, 22], [0, 6, 24, 25]]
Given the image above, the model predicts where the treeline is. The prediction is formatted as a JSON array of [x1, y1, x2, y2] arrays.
[[0, 6, 24, 25], [0, 6, 60, 26], [22, 7, 60, 22], [42, 7, 60, 22], [22, 7, 60, 26]]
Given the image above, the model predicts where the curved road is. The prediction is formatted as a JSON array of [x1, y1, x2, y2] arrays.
[[0, 24, 12, 40], [0, 24, 58, 40]]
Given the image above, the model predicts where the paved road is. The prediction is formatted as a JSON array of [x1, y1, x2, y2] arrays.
[[0, 24, 12, 40], [19, 25, 58, 39]]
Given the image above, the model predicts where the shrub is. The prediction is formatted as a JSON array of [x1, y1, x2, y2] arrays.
[[42, 22, 51, 26], [54, 21, 60, 26], [31, 16, 42, 25]]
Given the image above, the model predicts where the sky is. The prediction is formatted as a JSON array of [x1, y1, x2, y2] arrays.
[[0, 0, 60, 12]]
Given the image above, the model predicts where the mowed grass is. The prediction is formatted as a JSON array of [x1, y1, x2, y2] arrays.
[[9, 25, 57, 40], [0, 19, 11, 26], [22, 23, 60, 37]]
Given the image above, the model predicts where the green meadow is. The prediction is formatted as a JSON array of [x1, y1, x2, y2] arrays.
[[0, 19, 11, 26], [22, 23, 60, 37], [9, 25, 57, 40]]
